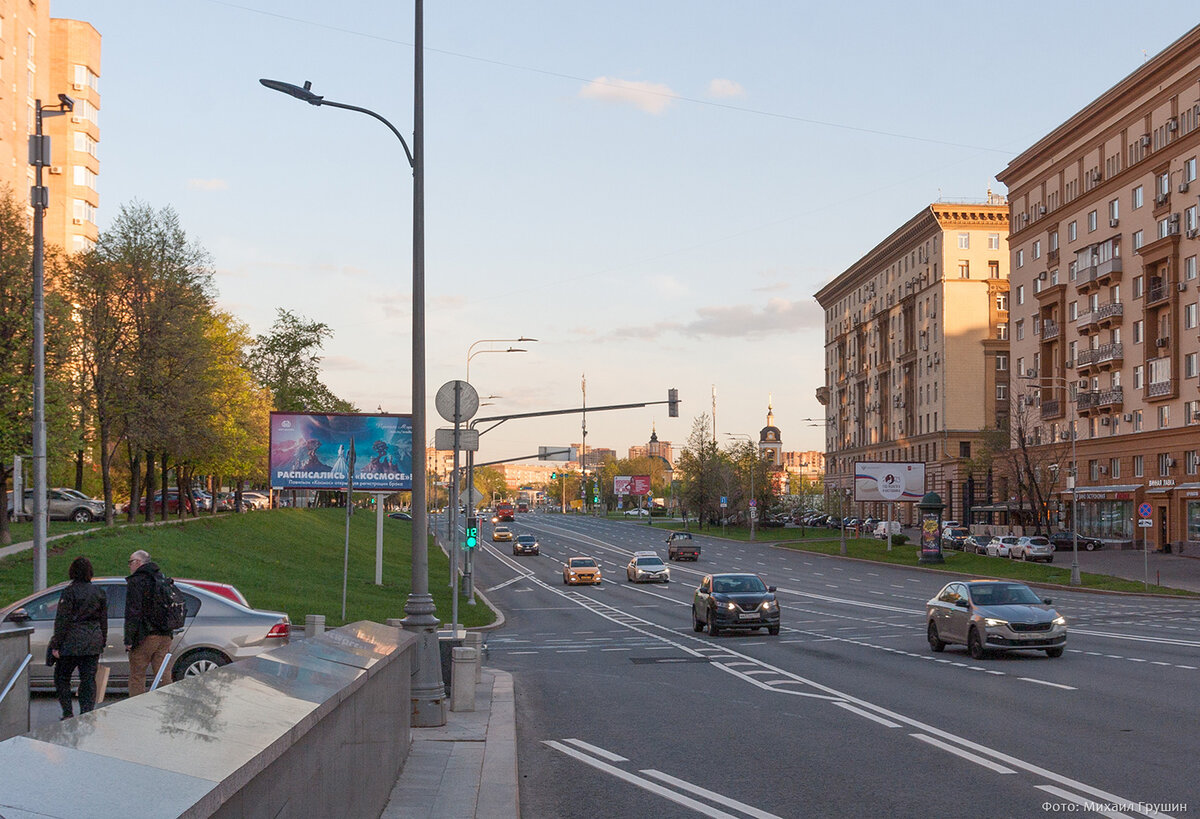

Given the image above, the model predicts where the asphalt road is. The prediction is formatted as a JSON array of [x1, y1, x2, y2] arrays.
[[472, 513, 1200, 819]]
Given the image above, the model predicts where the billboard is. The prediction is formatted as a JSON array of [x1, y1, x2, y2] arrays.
[[854, 462, 924, 503], [269, 412, 413, 491], [614, 475, 651, 495]]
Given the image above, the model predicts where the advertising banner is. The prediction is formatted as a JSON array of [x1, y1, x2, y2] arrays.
[[269, 412, 413, 491], [854, 462, 924, 503], [615, 475, 651, 495]]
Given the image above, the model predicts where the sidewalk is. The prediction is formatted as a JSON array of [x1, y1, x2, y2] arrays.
[[382, 668, 518, 818]]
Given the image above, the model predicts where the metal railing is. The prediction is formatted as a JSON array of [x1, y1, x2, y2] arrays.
[[0, 653, 32, 707]]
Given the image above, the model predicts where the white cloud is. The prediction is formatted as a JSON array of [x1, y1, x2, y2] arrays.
[[707, 78, 745, 99], [579, 76, 675, 114], [187, 178, 229, 191], [612, 297, 823, 340], [651, 274, 689, 298]]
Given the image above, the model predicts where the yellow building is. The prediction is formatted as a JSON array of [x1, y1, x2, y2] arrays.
[[0, 3, 99, 252], [815, 198, 1010, 523]]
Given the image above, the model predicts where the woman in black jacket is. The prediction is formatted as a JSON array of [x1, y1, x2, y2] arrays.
[[50, 556, 108, 719]]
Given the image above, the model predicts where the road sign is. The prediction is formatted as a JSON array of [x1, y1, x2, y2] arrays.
[[434, 428, 479, 451], [1138, 518, 1153, 528], [435, 380, 479, 423], [720, 496, 727, 508], [538, 446, 571, 461], [1139, 502, 1152, 518], [749, 499, 756, 507]]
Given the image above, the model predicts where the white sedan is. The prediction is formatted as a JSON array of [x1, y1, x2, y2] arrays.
[[623, 508, 650, 517]]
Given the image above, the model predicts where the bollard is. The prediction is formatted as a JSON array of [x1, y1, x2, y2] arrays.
[[305, 615, 325, 638], [464, 631, 483, 683], [450, 647, 477, 712]]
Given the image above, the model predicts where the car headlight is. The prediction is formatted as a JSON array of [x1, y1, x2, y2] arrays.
[[1053, 616, 1067, 625], [983, 618, 1008, 627], [761, 600, 777, 610], [724, 601, 737, 611]]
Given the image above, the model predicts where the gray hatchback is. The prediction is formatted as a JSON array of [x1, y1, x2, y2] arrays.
[[1, 578, 290, 692], [926, 580, 1066, 659]]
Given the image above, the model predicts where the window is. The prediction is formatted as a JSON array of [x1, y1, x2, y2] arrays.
[[958, 233, 970, 249], [1133, 230, 1144, 250], [997, 322, 1008, 340], [72, 166, 98, 190], [73, 131, 99, 158], [996, 292, 1008, 311], [1133, 275, 1144, 298], [1088, 210, 1098, 232], [1186, 303, 1197, 330], [1068, 221, 1078, 241], [1187, 353, 1198, 378], [1188, 205, 1199, 232], [1069, 301, 1078, 320], [1016, 249, 1024, 268], [1133, 320, 1143, 343], [989, 260, 1000, 279], [1033, 240, 1041, 259], [1109, 198, 1119, 221], [72, 64, 100, 94], [988, 233, 1000, 250], [1160, 453, 1174, 476], [1187, 158, 1197, 183], [1049, 231, 1059, 251], [1132, 186, 1144, 209], [1158, 218, 1170, 239], [1133, 364, 1143, 388], [1159, 406, 1170, 429], [1016, 319, 1025, 341], [1016, 357, 1025, 377], [1134, 454, 1144, 476], [1159, 171, 1171, 198], [1188, 256, 1197, 281], [958, 261, 970, 278], [1088, 460, 1100, 481], [996, 354, 1008, 371], [1188, 400, 1200, 424], [1188, 451, 1200, 476], [72, 199, 97, 225], [1110, 458, 1121, 479], [1017, 284, 1025, 305], [995, 383, 1007, 401]]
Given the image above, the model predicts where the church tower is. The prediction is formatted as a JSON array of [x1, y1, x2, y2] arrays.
[[758, 398, 782, 467]]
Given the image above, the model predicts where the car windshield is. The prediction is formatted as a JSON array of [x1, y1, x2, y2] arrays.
[[637, 558, 664, 568], [517, 536, 535, 543], [571, 558, 596, 568], [969, 583, 1043, 606], [712, 575, 766, 594], [1028, 538, 1050, 546]]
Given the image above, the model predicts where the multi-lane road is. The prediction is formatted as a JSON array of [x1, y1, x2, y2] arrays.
[[468, 513, 1200, 818]]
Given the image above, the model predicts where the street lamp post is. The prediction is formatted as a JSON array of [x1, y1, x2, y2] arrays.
[[259, 0, 446, 727], [28, 94, 74, 592], [724, 433, 757, 542], [1021, 374, 1081, 586]]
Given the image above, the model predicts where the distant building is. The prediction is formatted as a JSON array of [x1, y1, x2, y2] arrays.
[[0, 6, 100, 254], [628, 426, 672, 467], [497, 462, 558, 489], [815, 197, 1010, 524], [758, 402, 788, 494], [781, 450, 825, 482]]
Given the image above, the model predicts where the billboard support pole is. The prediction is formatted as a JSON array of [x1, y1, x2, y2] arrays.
[[342, 437, 356, 622], [375, 493, 384, 585]]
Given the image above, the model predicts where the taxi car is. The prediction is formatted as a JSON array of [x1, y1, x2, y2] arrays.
[[926, 579, 1066, 659], [562, 556, 602, 585], [492, 525, 514, 542]]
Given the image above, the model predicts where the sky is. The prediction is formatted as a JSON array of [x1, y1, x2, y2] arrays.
[[51, 1, 1200, 465]]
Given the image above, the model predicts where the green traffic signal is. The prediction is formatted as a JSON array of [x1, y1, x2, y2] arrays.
[[465, 516, 479, 549]]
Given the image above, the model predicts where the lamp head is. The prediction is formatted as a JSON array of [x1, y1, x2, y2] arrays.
[[56, 94, 75, 111], [259, 78, 324, 106]]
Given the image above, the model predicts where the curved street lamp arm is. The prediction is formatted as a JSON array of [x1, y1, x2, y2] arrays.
[[319, 99, 415, 168]]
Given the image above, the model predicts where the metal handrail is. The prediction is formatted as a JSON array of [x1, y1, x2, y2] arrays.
[[0, 653, 32, 706]]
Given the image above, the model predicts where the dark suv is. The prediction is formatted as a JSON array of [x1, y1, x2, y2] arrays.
[[692, 573, 780, 636], [1048, 531, 1103, 551]]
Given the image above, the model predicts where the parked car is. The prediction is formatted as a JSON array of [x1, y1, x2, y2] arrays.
[[1012, 536, 1055, 562], [0, 578, 289, 691], [626, 551, 670, 583], [966, 535, 994, 555], [562, 556, 602, 585], [513, 534, 540, 556], [388, 511, 413, 521], [136, 490, 198, 515], [7, 488, 105, 523], [873, 521, 901, 540], [986, 535, 1020, 558], [1048, 531, 1103, 551], [623, 508, 649, 517], [691, 573, 780, 636], [941, 527, 971, 550], [241, 491, 271, 510], [926, 579, 1066, 659]]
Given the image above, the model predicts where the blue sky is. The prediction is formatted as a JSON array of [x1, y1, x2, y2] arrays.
[[53, 1, 1200, 463]]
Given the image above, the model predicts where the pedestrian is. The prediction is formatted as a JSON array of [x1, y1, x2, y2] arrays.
[[124, 549, 174, 696], [50, 556, 108, 720]]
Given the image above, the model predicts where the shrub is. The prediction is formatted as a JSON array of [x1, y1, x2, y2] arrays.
[[890, 534, 909, 546]]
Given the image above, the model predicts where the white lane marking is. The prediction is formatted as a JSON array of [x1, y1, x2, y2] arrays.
[[485, 575, 526, 592], [1018, 677, 1077, 691], [1067, 629, 1200, 649], [834, 701, 901, 728], [1035, 785, 1136, 818], [639, 770, 783, 819], [542, 741, 740, 819], [561, 737, 627, 762], [910, 734, 1015, 774], [508, 651, 538, 655]]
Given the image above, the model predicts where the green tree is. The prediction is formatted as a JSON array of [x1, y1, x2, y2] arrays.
[[676, 414, 731, 526], [248, 308, 356, 413], [472, 466, 506, 509]]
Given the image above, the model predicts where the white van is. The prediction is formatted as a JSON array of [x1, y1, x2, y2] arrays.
[[874, 521, 901, 539]]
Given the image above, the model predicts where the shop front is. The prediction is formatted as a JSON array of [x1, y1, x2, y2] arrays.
[[1066, 485, 1140, 548]]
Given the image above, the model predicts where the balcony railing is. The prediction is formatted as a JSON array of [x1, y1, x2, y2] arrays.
[[1077, 342, 1123, 368], [1148, 282, 1171, 305], [1077, 386, 1123, 410], [1148, 377, 1176, 398], [1043, 320, 1060, 339], [1097, 301, 1123, 321], [1041, 399, 1062, 419], [1097, 257, 1122, 280], [1076, 310, 1098, 329]]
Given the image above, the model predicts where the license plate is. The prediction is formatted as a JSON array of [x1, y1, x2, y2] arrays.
[[739, 613, 757, 620]]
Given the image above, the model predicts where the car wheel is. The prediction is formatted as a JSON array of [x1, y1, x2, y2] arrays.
[[692, 609, 704, 632], [172, 649, 229, 682], [927, 621, 946, 652], [1022, 552, 1029, 561], [767, 625, 780, 636], [562, 575, 568, 585], [1085, 542, 1096, 551], [967, 627, 986, 660], [1047, 557, 1054, 563], [1046, 647, 1064, 658], [71, 508, 94, 523], [513, 548, 519, 556], [707, 611, 720, 637]]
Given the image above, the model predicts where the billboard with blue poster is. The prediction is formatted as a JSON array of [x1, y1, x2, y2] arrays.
[[269, 412, 413, 491]]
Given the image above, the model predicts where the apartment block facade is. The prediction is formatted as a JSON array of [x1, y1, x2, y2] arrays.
[[0, 3, 99, 252], [815, 200, 1010, 524], [997, 24, 1200, 550]]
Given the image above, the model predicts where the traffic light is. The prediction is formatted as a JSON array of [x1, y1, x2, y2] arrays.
[[550, 472, 558, 479], [465, 516, 479, 549], [668, 387, 679, 417]]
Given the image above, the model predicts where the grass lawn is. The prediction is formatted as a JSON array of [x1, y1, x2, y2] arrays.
[[0, 508, 496, 629], [2, 519, 109, 545]]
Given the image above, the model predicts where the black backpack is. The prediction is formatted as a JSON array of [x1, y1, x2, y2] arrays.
[[147, 573, 187, 632]]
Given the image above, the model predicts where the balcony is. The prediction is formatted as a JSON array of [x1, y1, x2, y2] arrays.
[[1076, 310, 1098, 332], [1077, 342, 1123, 373], [1077, 257, 1123, 293], [1148, 375, 1177, 400], [1147, 281, 1171, 306], [1048, 248, 1060, 265], [1077, 386, 1123, 413], [1096, 300, 1124, 327], [1041, 399, 1063, 420], [1043, 319, 1060, 340]]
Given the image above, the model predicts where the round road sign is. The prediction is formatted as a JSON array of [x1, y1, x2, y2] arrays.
[[435, 380, 479, 423], [1138, 502, 1152, 518]]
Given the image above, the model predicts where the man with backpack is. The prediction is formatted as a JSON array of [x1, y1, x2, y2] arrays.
[[124, 549, 180, 696]]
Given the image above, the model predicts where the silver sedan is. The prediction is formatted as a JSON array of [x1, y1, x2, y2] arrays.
[[1, 577, 290, 692], [926, 580, 1067, 659]]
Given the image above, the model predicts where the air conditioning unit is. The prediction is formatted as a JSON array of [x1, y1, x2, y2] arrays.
[[1099, 463, 1109, 472], [1065, 360, 1074, 369], [1168, 458, 1177, 468], [1037, 271, 1048, 281], [1156, 337, 1169, 347], [1039, 205, 1048, 215], [1170, 214, 1181, 233], [1168, 117, 1179, 132], [1179, 282, 1188, 292], [71, 218, 83, 225], [1123, 413, 1133, 422], [48, 166, 63, 175], [1141, 135, 1152, 147], [1090, 170, 1103, 183], [1156, 193, 1170, 206], [1026, 368, 1038, 378], [1100, 418, 1111, 427], [1078, 379, 1089, 390], [1189, 228, 1200, 239], [1180, 181, 1191, 194]]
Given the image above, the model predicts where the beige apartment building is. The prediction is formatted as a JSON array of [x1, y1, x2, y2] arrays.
[[815, 199, 1010, 524], [0, 4, 99, 253], [997, 24, 1200, 550]]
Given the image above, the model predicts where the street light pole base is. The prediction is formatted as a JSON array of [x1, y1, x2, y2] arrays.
[[402, 593, 447, 727], [1069, 562, 1082, 586]]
